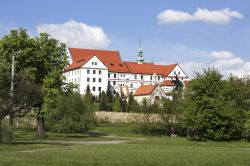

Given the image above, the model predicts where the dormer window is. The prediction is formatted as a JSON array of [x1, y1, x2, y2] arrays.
[[119, 64, 123, 67], [110, 63, 114, 66]]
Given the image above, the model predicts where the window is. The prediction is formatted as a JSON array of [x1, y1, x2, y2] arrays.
[[92, 87, 95, 91], [113, 81, 116, 85], [78, 78, 80, 82], [108, 73, 110, 78], [178, 71, 180, 75], [113, 90, 116, 94], [95, 62, 97, 65], [93, 70, 96, 74], [75, 78, 76, 83], [78, 70, 80, 74], [114, 74, 116, 78], [141, 75, 143, 80], [134, 75, 137, 79], [108, 81, 111, 85], [98, 87, 101, 91], [158, 76, 160, 80], [87, 77, 90, 82], [130, 84, 133, 88], [92, 62, 94, 65], [150, 76, 152, 80], [99, 70, 102, 74], [93, 78, 96, 82], [99, 78, 101, 82], [87, 70, 90, 74], [174, 71, 176, 75]]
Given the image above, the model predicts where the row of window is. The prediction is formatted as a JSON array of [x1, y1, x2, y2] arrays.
[[87, 69, 102, 75], [91, 86, 102, 92], [65, 70, 80, 77], [174, 71, 181, 75], [92, 62, 98, 65], [87, 77, 102, 83]]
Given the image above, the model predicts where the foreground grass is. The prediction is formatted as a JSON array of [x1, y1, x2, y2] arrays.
[[0, 143, 250, 166], [1, 123, 250, 165]]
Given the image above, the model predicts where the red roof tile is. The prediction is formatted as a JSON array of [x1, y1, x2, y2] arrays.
[[69, 48, 121, 63], [160, 80, 174, 86], [124, 62, 177, 77], [134, 84, 158, 96], [64, 56, 92, 72]]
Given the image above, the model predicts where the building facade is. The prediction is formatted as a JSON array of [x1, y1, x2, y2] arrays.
[[63, 47, 189, 98]]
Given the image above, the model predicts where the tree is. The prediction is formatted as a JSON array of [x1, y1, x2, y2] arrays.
[[99, 91, 108, 111], [47, 92, 96, 133], [172, 74, 183, 91], [0, 29, 68, 139], [112, 93, 121, 112], [224, 76, 250, 139], [184, 68, 239, 141]]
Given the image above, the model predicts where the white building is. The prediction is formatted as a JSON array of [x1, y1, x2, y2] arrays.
[[63, 47, 188, 98]]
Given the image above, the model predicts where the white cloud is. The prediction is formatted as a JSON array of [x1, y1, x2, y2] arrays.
[[37, 20, 110, 49], [157, 8, 243, 24], [157, 10, 194, 24], [180, 61, 206, 78], [210, 51, 235, 59], [181, 50, 250, 78]]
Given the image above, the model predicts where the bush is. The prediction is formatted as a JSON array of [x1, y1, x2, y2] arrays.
[[47, 92, 96, 134]]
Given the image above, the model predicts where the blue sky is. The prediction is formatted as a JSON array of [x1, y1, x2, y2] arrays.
[[1, 0, 250, 78]]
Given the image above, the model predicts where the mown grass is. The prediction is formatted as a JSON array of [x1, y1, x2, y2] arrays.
[[0, 143, 250, 166], [1, 123, 250, 165]]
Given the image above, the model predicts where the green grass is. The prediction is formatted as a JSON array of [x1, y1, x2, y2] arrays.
[[0, 143, 250, 166], [1, 124, 250, 165]]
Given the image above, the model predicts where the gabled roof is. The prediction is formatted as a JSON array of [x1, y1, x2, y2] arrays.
[[134, 84, 158, 96], [65, 48, 129, 72], [65, 48, 179, 76], [160, 80, 174, 86], [64, 56, 92, 72], [69, 48, 121, 63], [124, 62, 177, 77]]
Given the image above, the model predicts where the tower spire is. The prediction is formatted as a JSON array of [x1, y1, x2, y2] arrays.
[[137, 39, 144, 64]]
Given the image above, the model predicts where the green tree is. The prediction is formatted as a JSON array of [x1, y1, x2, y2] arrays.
[[224, 76, 250, 139], [172, 75, 183, 91], [99, 91, 108, 111], [112, 93, 121, 112], [47, 92, 96, 133], [0, 29, 68, 138], [184, 68, 239, 141]]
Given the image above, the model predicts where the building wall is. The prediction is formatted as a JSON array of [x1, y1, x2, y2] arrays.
[[80, 56, 108, 96]]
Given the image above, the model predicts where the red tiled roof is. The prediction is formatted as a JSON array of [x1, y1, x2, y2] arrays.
[[124, 62, 177, 77], [65, 48, 130, 72], [65, 48, 178, 76], [103, 62, 129, 73], [160, 80, 174, 86], [134, 84, 158, 96], [69, 48, 121, 63], [64, 56, 92, 72]]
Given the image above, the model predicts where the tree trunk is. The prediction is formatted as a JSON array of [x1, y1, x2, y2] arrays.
[[8, 115, 13, 143], [0, 118, 2, 143], [37, 114, 45, 138]]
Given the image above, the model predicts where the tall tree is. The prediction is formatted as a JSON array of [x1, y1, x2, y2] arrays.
[[99, 91, 108, 111], [184, 68, 239, 141], [0, 29, 68, 139], [112, 93, 121, 112]]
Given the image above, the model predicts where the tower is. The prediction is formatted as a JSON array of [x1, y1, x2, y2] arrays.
[[137, 40, 144, 64]]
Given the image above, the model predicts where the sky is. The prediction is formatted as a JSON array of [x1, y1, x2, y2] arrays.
[[1, 0, 250, 78]]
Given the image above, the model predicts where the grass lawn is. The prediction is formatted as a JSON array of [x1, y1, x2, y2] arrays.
[[0, 123, 250, 165]]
